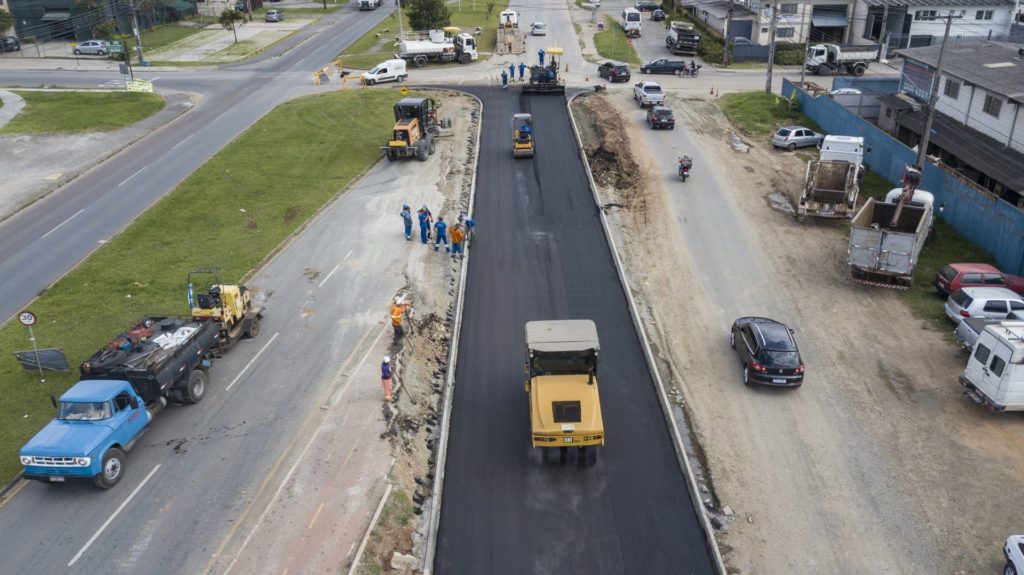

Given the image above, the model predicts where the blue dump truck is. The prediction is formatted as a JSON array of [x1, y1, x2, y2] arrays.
[[19, 316, 219, 488]]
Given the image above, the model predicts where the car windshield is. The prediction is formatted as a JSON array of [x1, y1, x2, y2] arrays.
[[59, 401, 113, 421], [530, 351, 597, 376], [762, 350, 800, 368], [950, 290, 972, 307], [938, 265, 957, 282], [644, 86, 663, 93], [776, 128, 792, 137], [655, 109, 672, 118]]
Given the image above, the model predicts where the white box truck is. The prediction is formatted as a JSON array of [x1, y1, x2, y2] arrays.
[[959, 322, 1024, 412]]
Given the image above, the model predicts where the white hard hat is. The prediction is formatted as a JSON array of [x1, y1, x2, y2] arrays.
[[395, 297, 402, 304], [384, 356, 390, 363]]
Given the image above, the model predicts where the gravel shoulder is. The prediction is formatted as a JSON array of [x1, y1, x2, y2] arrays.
[[0, 90, 196, 223], [572, 91, 1024, 574]]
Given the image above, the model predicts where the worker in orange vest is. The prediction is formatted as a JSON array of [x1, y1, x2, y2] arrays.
[[391, 297, 412, 339]]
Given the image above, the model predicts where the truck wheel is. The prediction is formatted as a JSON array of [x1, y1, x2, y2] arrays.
[[245, 316, 261, 338], [852, 64, 866, 76], [183, 369, 208, 404], [386, 150, 397, 161], [428, 136, 436, 155], [458, 53, 470, 64], [413, 56, 427, 68], [416, 141, 429, 161], [93, 448, 126, 489]]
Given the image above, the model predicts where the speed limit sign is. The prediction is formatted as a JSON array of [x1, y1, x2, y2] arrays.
[[18, 311, 36, 326]]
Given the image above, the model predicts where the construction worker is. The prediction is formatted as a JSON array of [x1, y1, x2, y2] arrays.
[[538, 48, 545, 66], [390, 297, 412, 339], [450, 224, 465, 259], [381, 356, 393, 402], [417, 205, 433, 244], [518, 62, 526, 81], [400, 203, 413, 241], [508, 62, 515, 82], [433, 216, 449, 253], [500, 69, 509, 90]]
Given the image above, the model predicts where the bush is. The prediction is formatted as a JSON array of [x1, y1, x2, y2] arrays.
[[774, 44, 804, 65]]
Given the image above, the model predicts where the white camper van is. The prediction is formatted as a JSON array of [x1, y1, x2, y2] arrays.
[[959, 321, 1024, 411], [362, 59, 408, 85]]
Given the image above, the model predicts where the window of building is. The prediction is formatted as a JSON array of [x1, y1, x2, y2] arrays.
[[983, 94, 1002, 117], [885, 108, 892, 118], [975, 10, 993, 20], [780, 3, 798, 14], [776, 27, 795, 38], [915, 10, 937, 20], [943, 78, 960, 99]]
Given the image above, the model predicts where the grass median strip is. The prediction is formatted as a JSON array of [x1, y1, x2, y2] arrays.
[[0, 88, 408, 483], [0, 92, 165, 134], [593, 17, 640, 65]]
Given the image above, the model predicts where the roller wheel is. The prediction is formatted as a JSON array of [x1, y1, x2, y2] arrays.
[[245, 316, 260, 338]]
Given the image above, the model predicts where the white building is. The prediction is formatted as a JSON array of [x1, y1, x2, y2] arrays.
[[886, 42, 1024, 204], [853, 0, 1020, 49]]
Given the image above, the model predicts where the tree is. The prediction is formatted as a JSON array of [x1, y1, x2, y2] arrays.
[[0, 9, 14, 36], [219, 9, 245, 44], [92, 19, 118, 40], [404, 0, 450, 31]]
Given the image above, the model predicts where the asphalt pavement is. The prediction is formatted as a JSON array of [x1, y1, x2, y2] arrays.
[[433, 89, 717, 574]]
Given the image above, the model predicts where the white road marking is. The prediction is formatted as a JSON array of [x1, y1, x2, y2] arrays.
[[343, 250, 352, 261], [222, 327, 388, 575], [118, 166, 148, 187], [224, 332, 279, 392], [41, 209, 84, 239], [171, 134, 194, 150], [317, 264, 340, 288], [67, 464, 161, 567]]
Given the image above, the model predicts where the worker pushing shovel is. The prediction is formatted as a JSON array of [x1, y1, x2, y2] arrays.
[[391, 296, 413, 340]]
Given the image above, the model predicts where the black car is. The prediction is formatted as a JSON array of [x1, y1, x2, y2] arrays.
[[634, 0, 660, 11], [597, 61, 631, 83], [730, 317, 804, 387], [646, 106, 674, 129], [651, 9, 666, 21], [1, 36, 21, 53]]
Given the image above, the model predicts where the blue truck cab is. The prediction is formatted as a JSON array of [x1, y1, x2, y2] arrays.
[[19, 316, 218, 489], [21, 380, 151, 488]]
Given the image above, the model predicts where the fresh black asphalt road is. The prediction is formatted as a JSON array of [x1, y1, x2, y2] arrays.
[[434, 89, 716, 574]]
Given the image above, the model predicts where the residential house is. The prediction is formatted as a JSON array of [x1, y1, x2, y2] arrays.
[[885, 42, 1024, 206], [852, 0, 1021, 50]]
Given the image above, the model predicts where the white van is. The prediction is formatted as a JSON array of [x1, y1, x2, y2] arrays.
[[621, 8, 642, 37], [959, 322, 1024, 411], [361, 59, 408, 86]]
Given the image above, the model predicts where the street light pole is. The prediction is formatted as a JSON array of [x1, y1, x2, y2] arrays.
[[799, 7, 811, 84], [916, 12, 960, 169], [128, 0, 144, 64], [764, 2, 778, 93], [397, 0, 404, 39], [878, 0, 890, 59]]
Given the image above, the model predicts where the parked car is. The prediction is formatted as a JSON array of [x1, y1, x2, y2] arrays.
[[530, 22, 547, 36], [935, 263, 1024, 296], [588, 0, 601, 6], [1006, 535, 1024, 575], [598, 61, 631, 82], [234, 0, 247, 11], [265, 9, 285, 21], [634, 0, 660, 11], [651, 9, 666, 21], [730, 317, 805, 387], [1, 36, 21, 52], [646, 106, 674, 129], [944, 287, 1024, 324], [73, 40, 109, 56], [771, 125, 824, 150], [639, 58, 687, 74]]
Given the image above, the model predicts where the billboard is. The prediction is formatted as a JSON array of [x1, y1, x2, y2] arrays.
[[900, 60, 934, 103]]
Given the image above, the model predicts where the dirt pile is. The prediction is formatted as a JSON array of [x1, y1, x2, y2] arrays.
[[574, 94, 645, 211]]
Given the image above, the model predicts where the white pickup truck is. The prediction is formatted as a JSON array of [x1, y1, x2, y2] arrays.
[[633, 81, 665, 107]]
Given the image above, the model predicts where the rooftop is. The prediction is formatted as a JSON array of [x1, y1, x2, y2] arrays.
[[895, 42, 1024, 105], [862, 0, 1015, 6]]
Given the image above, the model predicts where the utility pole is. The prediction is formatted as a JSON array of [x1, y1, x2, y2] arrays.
[[764, 2, 778, 93], [799, 7, 811, 84], [723, 0, 733, 66], [916, 12, 960, 168], [128, 0, 144, 64], [878, 0, 890, 60]]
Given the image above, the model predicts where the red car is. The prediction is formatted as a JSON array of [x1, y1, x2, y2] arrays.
[[935, 263, 1024, 296]]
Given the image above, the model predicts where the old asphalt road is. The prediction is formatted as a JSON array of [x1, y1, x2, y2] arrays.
[[0, 5, 393, 324], [433, 89, 717, 574]]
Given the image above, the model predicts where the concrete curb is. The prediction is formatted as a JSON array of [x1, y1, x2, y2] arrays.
[[0, 472, 25, 500], [565, 90, 728, 575], [347, 483, 393, 575], [420, 89, 483, 575]]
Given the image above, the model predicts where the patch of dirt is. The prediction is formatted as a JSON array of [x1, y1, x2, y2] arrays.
[[283, 206, 301, 221], [355, 91, 480, 575], [573, 90, 1024, 575], [575, 94, 646, 216]]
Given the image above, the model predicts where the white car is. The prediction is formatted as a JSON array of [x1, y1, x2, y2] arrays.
[[944, 286, 1024, 324], [1006, 535, 1024, 575], [530, 22, 547, 36], [73, 40, 109, 56], [632, 81, 665, 107]]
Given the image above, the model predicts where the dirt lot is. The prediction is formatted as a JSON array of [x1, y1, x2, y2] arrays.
[[572, 93, 1024, 574]]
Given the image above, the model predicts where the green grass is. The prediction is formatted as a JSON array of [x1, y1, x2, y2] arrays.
[[593, 17, 640, 65], [0, 89, 409, 484], [718, 90, 822, 140], [339, 0, 509, 69], [139, 25, 204, 52], [361, 488, 415, 574], [0, 91, 165, 134]]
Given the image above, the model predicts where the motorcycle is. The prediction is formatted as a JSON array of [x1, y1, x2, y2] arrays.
[[677, 64, 702, 78], [678, 155, 693, 182]]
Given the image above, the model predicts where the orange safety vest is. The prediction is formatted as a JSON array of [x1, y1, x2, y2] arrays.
[[390, 304, 407, 326], [451, 227, 464, 244]]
